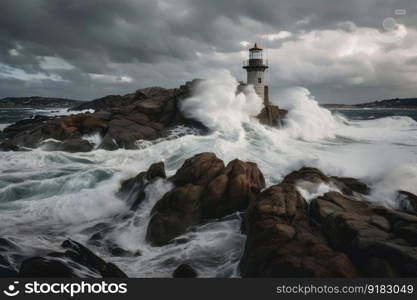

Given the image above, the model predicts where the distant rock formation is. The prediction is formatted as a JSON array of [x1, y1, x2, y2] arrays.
[[240, 167, 417, 277], [1, 79, 287, 152]]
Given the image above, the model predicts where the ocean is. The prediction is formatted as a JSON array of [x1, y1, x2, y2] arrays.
[[1, 80, 417, 277]]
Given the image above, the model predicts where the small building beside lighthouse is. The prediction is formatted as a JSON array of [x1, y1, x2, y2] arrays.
[[243, 43, 269, 105]]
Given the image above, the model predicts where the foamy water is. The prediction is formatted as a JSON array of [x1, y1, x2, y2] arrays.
[[1, 71, 416, 277]]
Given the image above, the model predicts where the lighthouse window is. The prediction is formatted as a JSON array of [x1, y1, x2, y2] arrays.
[[258, 78, 262, 84]]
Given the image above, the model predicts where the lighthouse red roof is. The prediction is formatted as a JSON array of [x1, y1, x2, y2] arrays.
[[249, 43, 263, 51]]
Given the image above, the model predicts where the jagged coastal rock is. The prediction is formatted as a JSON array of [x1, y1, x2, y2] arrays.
[[19, 239, 127, 278], [1, 80, 205, 152], [6, 152, 417, 277], [0, 80, 287, 152], [145, 153, 265, 246], [124, 152, 417, 277]]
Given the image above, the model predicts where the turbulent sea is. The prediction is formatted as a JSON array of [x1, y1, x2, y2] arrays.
[[1, 78, 417, 277]]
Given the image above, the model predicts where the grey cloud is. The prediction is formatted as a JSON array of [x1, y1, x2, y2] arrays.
[[0, 0, 417, 103]]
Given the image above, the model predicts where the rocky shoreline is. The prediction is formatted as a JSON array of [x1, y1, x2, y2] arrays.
[[0, 80, 286, 152], [1, 152, 416, 278]]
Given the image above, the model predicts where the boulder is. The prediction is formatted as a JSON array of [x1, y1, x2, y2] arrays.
[[257, 105, 287, 126], [146, 153, 265, 246], [172, 264, 198, 278], [100, 119, 157, 150], [0, 140, 19, 151], [117, 162, 167, 209], [201, 159, 265, 218], [397, 190, 417, 214], [2, 80, 206, 152], [0, 238, 21, 277], [0, 254, 18, 277], [311, 191, 417, 277], [282, 167, 370, 196], [19, 239, 127, 278], [240, 184, 358, 277], [146, 184, 204, 246]]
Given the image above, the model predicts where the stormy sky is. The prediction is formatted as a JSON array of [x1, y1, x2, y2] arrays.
[[0, 0, 416, 103]]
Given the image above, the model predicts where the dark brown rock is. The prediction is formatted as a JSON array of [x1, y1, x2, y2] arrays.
[[202, 159, 265, 218], [240, 184, 358, 277], [257, 105, 287, 126], [70, 93, 145, 112], [171, 153, 225, 186], [146, 153, 265, 246], [0, 140, 19, 151], [173, 264, 198, 278], [311, 191, 417, 277], [117, 162, 167, 209], [20, 239, 128, 278], [20, 257, 75, 277], [282, 167, 370, 196], [3, 80, 206, 152]]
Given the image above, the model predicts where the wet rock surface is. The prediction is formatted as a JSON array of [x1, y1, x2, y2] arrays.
[[311, 191, 417, 277], [114, 154, 417, 277], [240, 166, 417, 277], [1, 79, 289, 152], [1, 80, 206, 151], [144, 152, 265, 246], [117, 161, 167, 210], [19, 239, 127, 278], [282, 167, 370, 196], [172, 264, 198, 278], [257, 104, 287, 126], [3, 153, 417, 278], [239, 183, 358, 277]]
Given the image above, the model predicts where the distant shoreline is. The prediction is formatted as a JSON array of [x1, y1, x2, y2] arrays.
[[321, 97, 417, 110], [322, 106, 417, 110]]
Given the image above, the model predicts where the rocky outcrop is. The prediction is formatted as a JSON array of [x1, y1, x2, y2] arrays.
[[311, 192, 417, 277], [240, 166, 417, 277], [2, 80, 206, 151], [257, 105, 287, 126], [0, 96, 83, 109], [282, 167, 370, 196], [240, 183, 358, 277], [0, 238, 20, 277], [0, 140, 20, 151], [19, 239, 127, 278], [117, 162, 167, 210], [144, 153, 265, 246], [1, 79, 289, 152], [397, 191, 417, 215], [172, 264, 198, 278]]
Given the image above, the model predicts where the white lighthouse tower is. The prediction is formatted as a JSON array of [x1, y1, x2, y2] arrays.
[[243, 43, 269, 105]]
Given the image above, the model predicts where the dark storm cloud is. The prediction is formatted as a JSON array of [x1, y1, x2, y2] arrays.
[[0, 0, 417, 103]]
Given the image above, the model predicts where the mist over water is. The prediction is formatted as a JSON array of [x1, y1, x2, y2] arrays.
[[1, 71, 417, 277]]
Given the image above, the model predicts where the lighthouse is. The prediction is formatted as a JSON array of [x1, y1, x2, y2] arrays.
[[243, 43, 269, 105]]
